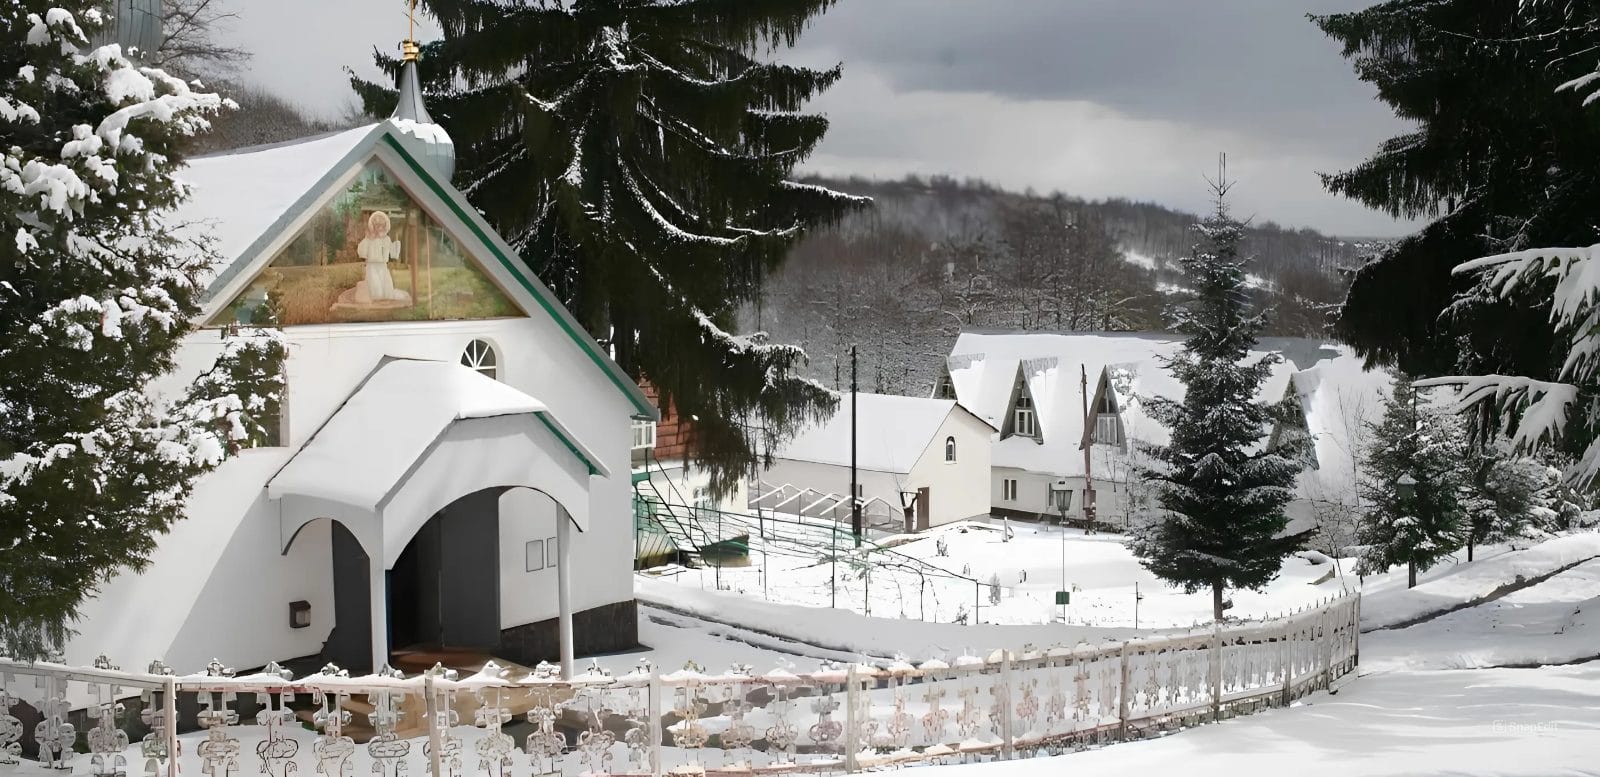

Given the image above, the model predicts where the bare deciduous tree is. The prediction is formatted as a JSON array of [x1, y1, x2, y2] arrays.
[[152, 0, 251, 79]]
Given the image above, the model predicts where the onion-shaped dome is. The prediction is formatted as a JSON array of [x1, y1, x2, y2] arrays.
[[390, 46, 456, 183], [91, 0, 164, 60]]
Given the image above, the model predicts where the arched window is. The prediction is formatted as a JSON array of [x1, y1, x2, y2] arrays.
[[945, 436, 957, 463], [461, 339, 498, 380]]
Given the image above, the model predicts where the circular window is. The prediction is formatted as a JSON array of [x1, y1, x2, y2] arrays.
[[461, 339, 498, 380]]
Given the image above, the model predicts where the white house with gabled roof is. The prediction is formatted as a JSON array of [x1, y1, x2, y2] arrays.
[[758, 393, 995, 531], [938, 331, 1390, 535], [61, 52, 656, 680]]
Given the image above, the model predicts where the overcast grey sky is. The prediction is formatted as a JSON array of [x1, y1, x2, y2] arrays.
[[222, 0, 1412, 237]]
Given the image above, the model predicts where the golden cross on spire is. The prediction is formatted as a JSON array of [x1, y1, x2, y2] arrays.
[[402, 0, 420, 61]]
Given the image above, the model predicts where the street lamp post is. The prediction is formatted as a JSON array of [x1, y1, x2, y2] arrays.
[[1051, 479, 1071, 623], [1396, 473, 1418, 588]]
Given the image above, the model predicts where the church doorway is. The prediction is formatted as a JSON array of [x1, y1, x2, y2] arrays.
[[325, 521, 374, 673], [387, 488, 502, 655]]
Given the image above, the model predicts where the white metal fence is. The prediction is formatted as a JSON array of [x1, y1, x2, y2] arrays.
[[0, 595, 1358, 775]]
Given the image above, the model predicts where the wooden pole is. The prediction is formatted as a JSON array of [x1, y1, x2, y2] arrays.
[[851, 345, 861, 547]]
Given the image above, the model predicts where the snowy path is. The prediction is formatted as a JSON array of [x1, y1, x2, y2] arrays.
[[1362, 560, 1600, 672], [926, 664, 1600, 777]]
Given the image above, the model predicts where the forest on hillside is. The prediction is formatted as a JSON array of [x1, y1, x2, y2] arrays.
[[741, 175, 1378, 397]]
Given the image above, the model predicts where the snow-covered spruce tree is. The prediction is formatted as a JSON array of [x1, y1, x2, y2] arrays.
[[1461, 443, 1559, 553], [0, 3, 285, 659], [1132, 175, 1307, 623], [353, 0, 866, 495], [1355, 379, 1466, 588]]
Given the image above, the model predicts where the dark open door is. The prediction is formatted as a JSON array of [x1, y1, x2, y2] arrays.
[[916, 487, 931, 531], [389, 489, 502, 653], [326, 522, 372, 673], [438, 489, 501, 649]]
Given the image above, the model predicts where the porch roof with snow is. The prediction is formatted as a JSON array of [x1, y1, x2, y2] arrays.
[[169, 121, 656, 421], [770, 393, 995, 475], [269, 358, 604, 567], [945, 331, 1385, 490]]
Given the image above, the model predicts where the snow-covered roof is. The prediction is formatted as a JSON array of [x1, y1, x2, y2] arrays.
[[268, 358, 604, 508], [947, 331, 1386, 491], [172, 124, 377, 289], [772, 393, 985, 475], [166, 121, 658, 420]]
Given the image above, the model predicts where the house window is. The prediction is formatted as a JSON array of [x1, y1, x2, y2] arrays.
[[936, 374, 957, 400], [1050, 487, 1074, 511], [1003, 479, 1018, 501], [546, 536, 559, 567], [632, 419, 657, 450], [1095, 414, 1121, 445], [461, 339, 498, 380], [1014, 394, 1036, 437], [945, 436, 957, 463], [524, 539, 545, 572]]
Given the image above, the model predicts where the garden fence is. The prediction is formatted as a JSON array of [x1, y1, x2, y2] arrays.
[[0, 594, 1358, 776]]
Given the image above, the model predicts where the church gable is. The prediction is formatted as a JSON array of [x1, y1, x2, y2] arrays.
[[208, 159, 522, 327]]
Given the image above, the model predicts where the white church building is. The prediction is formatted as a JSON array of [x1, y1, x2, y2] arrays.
[[62, 51, 655, 678]]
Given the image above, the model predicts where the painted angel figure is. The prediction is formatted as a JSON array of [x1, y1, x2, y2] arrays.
[[355, 211, 412, 304]]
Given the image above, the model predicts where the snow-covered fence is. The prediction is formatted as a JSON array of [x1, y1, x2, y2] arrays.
[[0, 596, 1357, 775]]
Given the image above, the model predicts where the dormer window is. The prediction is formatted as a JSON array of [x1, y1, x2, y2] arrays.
[[1014, 394, 1036, 437], [1092, 379, 1125, 447], [1002, 366, 1042, 441], [935, 373, 957, 400]]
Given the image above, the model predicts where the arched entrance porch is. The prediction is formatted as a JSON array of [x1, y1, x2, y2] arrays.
[[269, 358, 604, 677]]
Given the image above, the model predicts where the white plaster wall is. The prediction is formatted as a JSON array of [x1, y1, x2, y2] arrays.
[[66, 309, 640, 671], [498, 488, 560, 629], [905, 411, 993, 526], [63, 449, 335, 672], [644, 461, 746, 513], [277, 316, 637, 621], [760, 459, 907, 525]]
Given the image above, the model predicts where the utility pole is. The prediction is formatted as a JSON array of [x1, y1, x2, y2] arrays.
[[851, 345, 862, 548], [1081, 365, 1097, 534]]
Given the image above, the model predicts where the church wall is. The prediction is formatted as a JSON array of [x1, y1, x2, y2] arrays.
[[497, 487, 560, 628], [274, 315, 637, 631], [61, 450, 335, 676]]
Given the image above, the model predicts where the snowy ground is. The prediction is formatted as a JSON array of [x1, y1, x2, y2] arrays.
[[629, 529, 1600, 776], [647, 520, 1354, 630], [1364, 559, 1600, 672], [929, 664, 1600, 777], [912, 531, 1600, 777]]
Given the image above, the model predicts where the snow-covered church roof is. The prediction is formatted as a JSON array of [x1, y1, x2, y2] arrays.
[[268, 358, 605, 510], [946, 331, 1390, 494], [167, 120, 657, 420], [771, 393, 992, 475]]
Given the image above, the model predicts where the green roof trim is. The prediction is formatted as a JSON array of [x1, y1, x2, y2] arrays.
[[535, 411, 600, 477], [379, 131, 657, 421]]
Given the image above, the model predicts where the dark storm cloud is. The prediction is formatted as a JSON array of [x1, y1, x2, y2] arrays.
[[229, 0, 1413, 236], [790, 0, 1391, 154]]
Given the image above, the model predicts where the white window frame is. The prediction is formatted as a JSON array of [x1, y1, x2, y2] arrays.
[[944, 436, 957, 463], [632, 419, 657, 450], [1014, 397, 1036, 437], [461, 339, 499, 380], [1095, 413, 1120, 445], [1003, 478, 1018, 501], [524, 539, 545, 572]]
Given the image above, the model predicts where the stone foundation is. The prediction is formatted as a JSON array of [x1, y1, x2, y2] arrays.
[[497, 599, 638, 666]]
